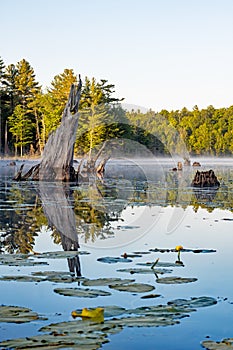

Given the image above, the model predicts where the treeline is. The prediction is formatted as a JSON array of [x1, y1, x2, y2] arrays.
[[0, 56, 233, 158]]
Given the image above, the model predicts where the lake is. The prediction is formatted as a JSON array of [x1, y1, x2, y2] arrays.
[[0, 158, 233, 349]]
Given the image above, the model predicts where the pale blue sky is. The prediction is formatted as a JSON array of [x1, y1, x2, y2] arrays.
[[1, 0, 233, 111]]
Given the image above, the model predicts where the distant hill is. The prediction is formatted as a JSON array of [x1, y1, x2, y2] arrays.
[[121, 103, 149, 113]]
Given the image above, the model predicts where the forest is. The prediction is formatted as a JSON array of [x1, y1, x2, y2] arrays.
[[0, 56, 233, 158]]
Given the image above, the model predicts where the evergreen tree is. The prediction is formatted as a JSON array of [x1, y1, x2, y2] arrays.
[[15, 59, 40, 107], [9, 59, 41, 154], [4, 64, 18, 114], [77, 77, 125, 157], [8, 105, 34, 156], [48, 68, 77, 118], [0, 56, 6, 154]]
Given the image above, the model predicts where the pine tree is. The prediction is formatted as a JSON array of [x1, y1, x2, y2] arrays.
[[77, 77, 125, 157], [14, 59, 40, 108], [8, 105, 34, 157], [48, 68, 77, 116], [8, 59, 41, 155], [0, 56, 5, 154], [4, 64, 18, 114]]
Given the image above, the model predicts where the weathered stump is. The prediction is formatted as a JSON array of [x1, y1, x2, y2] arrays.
[[192, 169, 220, 187], [13, 77, 110, 182], [39, 79, 82, 181]]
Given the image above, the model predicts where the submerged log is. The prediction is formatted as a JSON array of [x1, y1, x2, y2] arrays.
[[192, 169, 220, 188]]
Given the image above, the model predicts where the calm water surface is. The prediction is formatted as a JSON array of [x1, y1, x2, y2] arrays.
[[0, 158, 233, 349]]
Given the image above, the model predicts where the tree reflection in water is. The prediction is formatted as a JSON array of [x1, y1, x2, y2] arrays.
[[1, 165, 233, 271], [39, 182, 82, 276]]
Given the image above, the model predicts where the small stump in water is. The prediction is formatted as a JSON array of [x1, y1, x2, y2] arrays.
[[192, 169, 220, 188]]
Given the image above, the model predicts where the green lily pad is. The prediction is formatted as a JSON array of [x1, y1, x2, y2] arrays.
[[0, 271, 83, 284], [35, 250, 89, 259], [54, 287, 111, 298], [97, 256, 132, 264], [0, 332, 108, 349], [156, 276, 198, 284], [0, 275, 45, 283], [202, 338, 233, 349], [112, 315, 179, 327], [168, 296, 217, 308], [39, 318, 115, 334], [126, 304, 193, 316], [136, 261, 183, 268], [117, 267, 172, 275], [82, 278, 135, 287], [109, 282, 155, 293], [0, 305, 46, 323], [32, 271, 83, 283], [0, 254, 48, 266]]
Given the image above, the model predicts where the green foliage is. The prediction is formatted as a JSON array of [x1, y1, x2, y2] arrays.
[[76, 77, 125, 157], [1, 56, 233, 157], [8, 105, 34, 156]]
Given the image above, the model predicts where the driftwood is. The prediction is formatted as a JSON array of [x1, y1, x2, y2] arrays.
[[192, 169, 220, 187]]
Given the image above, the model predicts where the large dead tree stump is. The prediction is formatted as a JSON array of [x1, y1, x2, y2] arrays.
[[39, 79, 82, 181], [14, 76, 110, 182]]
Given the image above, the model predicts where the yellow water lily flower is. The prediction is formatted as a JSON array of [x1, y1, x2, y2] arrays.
[[71, 307, 104, 323], [175, 245, 183, 251]]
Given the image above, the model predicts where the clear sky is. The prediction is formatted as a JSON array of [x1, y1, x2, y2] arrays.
[[1, 0, 233, 111]]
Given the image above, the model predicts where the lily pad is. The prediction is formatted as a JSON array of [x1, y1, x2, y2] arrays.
[[156, 276, 198, 284], [0, 305, 46, 323], [0, 254, 48, 266], [82, 278, 135, 287], [168, 296, 217, 308], [202, 338, 233, 349], [0, 275, 45, 283], [136, 261, 183, 268], [35, 250, 90, 259], [109, 282, 155, 293], [39, 318, 118, 334], [102, 305, 127, 317], [32, 271, 83, 283], [112, 315, 179, 327], [0, 332, 108, 349], [117, 267, 172, 275], [54, 287, 111, 298], [97, 256, 132, 264]]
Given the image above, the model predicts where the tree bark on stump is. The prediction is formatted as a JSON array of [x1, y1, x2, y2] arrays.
[[38, 79, 82, 181]]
